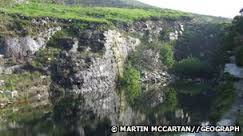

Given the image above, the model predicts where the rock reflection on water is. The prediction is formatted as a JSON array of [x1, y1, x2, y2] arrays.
[[0, 82, 215, 136]]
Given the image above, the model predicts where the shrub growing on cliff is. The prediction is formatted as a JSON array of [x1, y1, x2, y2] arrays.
[[122, 64, 141, 104], [160, 43, 174, 67], [235, 46, 243, 66]]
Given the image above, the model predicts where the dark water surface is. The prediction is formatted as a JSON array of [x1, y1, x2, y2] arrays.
[[0, 82, 216, 136]]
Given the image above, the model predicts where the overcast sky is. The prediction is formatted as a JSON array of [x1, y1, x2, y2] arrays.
[[138, 0, 243, 18]]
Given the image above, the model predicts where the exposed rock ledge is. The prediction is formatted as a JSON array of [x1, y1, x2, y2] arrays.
[[1, 26, 61, 58]]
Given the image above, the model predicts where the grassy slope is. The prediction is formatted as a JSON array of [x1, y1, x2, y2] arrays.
[[63, 0, 152, 8], [29, 0, 152, 7], [0, 0, 230, 37], [0, 2, 191, 24]]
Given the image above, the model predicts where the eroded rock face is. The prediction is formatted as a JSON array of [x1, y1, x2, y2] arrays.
[[139, 49, 172, 84], [49, 30, 140, 127], [2, 27, 61, 58], [48, 20, 186, 135], [126, 20, 185, 42]]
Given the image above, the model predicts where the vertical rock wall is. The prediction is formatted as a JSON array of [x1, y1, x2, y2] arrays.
[[49, 30, 140, 126]]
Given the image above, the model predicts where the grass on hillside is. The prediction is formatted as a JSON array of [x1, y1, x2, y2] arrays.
[[0, 2, 191, 24], [0, 72, 47, 91]]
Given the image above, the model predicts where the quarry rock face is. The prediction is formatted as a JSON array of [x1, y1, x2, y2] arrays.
[[49, 30, 140, 127], [126, 20, 185, 42], [0, 15, 186, 134], [1, 27, 61, 58], [48, 20, 185, 132], [123, 20, 185, 84]]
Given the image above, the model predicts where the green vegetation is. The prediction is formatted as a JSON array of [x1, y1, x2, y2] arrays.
[[232, 16, 243, 35], [160, 43, 174, 67], [192, 14, 231, 24], [171, 81, 211, 95], [235, 46, 243, 66], [0, 12, 59, 36], [122, 64, 141, 104], [53, 96, 82, 121], [0, 103, 55, 136], [222, 16, 243, 66], [171, 23, 228, 79], [31, 47, 61, 69], [0, 72, 43, 91], [1, 2, 191, 25], [0, 0, 192, 37], [129, 41, 176, 72], [31, 30, 70, 69], [209, 80, 235, 123], [171, 57, 213, 78], [174, 23, 225, 60], [148, 88, 178, 115], [22, 0, 152, 8], [221, 17, 243, 51], [133, 87, 178, 120], [0, 14, 14, 35], [0, 104, 50, 124], [0, 109, 68, 136], [163, 88, 177, 110], [47, 30, 72, 48], [174, 23, 228, 74], [61, 0, 151, 8]]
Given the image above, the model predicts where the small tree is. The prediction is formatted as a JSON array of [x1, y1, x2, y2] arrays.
[[160, 43, 174, 67], [122, 64, 141, 104]]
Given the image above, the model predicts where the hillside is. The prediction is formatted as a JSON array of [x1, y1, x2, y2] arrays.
[[0, 1, 193, 37], [63, 0, 152, 7], [0, 0, 152, 8], [0, 2, 190, 23]]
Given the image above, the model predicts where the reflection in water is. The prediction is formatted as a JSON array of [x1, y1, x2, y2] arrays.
[[0, 82, 215, 136]]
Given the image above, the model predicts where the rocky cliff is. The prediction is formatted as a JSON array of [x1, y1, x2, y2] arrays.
[[46, 19, 186, 135], [50, 29, 140, 125], [2, 27, 61, 58]]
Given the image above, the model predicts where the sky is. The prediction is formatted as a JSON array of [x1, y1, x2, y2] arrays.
[[138, 0, 243, 18]]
